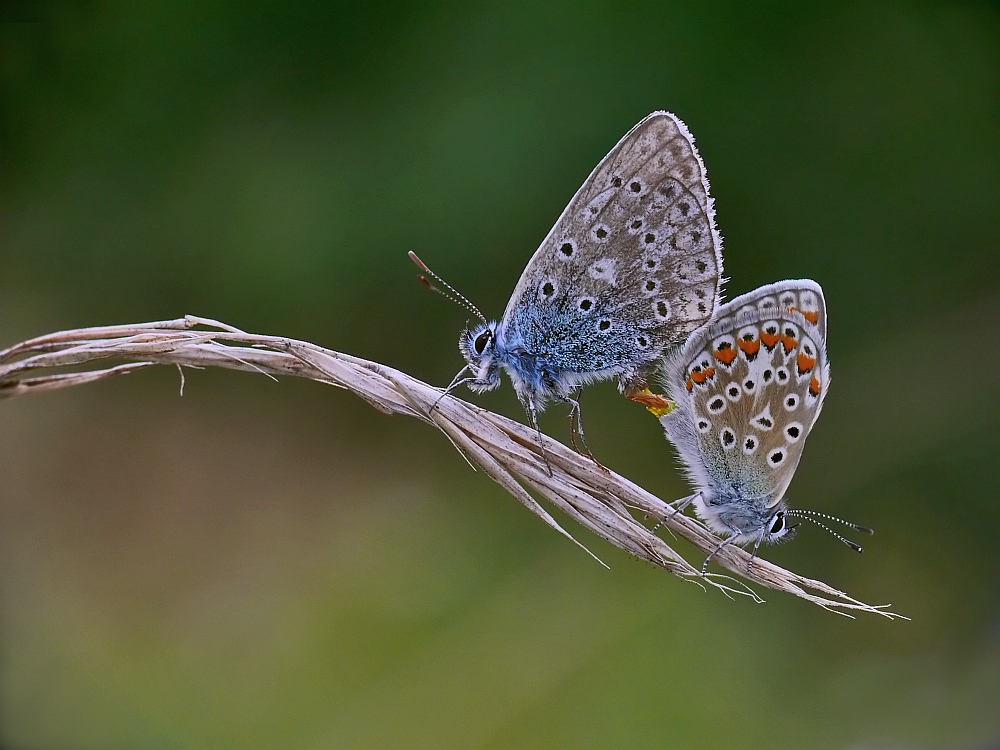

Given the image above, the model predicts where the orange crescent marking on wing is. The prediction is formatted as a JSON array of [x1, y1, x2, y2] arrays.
[[809, 375, 821, 396], [737, 338, 760, 357], [690, 369, 709, 384], [796, 352, 816, 375], [760, 330, 779, 348], [713, 347, 738, 366], [780, 335, 797, 354], [801, 310, 819, 325]]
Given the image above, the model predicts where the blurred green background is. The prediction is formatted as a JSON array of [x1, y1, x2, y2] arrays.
[[1, 2, 999, 748]]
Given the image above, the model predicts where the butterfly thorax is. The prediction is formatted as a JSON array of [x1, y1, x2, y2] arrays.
[[693, 486, 785, 543], [459, 319, 590, 405], [496, 307, 640, 406]]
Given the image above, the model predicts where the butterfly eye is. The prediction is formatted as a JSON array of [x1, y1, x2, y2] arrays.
[[473, 330, 492, 355], [769, 513, 785, 535]]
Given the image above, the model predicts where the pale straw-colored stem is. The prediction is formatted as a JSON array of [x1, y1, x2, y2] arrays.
[[0, 315, 905, 618]]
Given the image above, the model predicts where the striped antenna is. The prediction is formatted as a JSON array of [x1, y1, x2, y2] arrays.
[[787, 509, 873, 534], [785, 509, 872, 553], [408, 252, 487, 324]]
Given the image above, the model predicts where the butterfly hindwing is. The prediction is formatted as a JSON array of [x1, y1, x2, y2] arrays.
[[663, 281, 829, 510], [502, 112, 723, 379], [724, 278, 827, 340]]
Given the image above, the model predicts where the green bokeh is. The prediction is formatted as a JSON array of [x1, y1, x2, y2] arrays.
[[1, 2, 998, 748]]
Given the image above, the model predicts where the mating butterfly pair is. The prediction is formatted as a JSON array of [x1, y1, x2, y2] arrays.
[[413, 112, 869, 568]]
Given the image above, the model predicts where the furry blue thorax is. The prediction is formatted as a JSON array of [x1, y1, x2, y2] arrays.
[[459, 315, 635, 412]]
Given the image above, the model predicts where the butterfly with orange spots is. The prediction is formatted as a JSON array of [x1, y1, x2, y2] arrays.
[[657, 280, 871, 571]]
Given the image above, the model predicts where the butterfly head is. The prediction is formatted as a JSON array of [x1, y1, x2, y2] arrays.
[[762, 509, 797, 544], [459, 321, 502, 392]]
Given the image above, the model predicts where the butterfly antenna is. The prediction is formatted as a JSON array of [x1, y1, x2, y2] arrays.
[[785, 511, 867, 553], [408, 251, 487, 324], [787, 509, 874, 535]]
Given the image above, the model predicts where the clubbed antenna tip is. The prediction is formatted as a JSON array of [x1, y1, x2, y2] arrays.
[[406, 251, 487, 324], [786, 509, 869, 553], [408, 250, 430, 273]]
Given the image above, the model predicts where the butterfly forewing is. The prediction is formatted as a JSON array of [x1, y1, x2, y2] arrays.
[[665, 281, 829, 507], [502, 112, 723, 377]]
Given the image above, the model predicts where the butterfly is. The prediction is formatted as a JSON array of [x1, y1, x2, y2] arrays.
[[411, 111, 723, 456], [658, 280, 871, 570]]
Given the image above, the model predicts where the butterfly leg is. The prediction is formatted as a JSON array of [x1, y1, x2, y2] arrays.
[[563, 394, 610, 474], [651, 492, 699, 533], [701, 532, 740, 575], [625, 385, 676, 418], [521, 394, 554, 477], [430, 365, 474, 413], [565, 395, 582, 454], [746, 529, 767, 572]]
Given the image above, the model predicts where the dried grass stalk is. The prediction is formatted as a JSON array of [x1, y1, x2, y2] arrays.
[[0, 316, 904, 618]]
